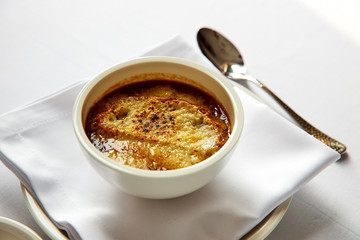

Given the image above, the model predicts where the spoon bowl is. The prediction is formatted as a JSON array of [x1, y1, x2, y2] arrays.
[[197, 28, 246, 77]]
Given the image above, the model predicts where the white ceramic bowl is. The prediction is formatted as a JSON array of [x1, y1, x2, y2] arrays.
[[0, 217, 42, 240], [73, 56, 244, 199]]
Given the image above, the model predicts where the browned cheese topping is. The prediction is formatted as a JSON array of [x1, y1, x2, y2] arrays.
[[85, 81, 230, 170]]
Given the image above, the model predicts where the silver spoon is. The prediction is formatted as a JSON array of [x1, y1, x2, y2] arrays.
[[197, 27, 346, 154]]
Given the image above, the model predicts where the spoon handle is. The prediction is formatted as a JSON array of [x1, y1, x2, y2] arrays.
[[233, 76, 347, 154]]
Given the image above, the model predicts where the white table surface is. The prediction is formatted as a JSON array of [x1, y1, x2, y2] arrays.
[[1, 0, 359, 239]]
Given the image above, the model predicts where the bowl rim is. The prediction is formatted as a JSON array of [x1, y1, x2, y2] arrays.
[[0, 216, 42, 240], [72, 56, 244, 178]]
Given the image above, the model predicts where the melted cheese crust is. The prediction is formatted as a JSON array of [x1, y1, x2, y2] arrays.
[[86, 82, 230, 170]]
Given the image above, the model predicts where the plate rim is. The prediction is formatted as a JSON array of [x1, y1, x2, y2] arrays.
[[241, 197, 292, 239], [21, 184, 292, 240], [21, 185, 68, 240]]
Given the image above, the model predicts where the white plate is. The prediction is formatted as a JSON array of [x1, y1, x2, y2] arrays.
[[0, 216, 42, 240], [21, 184, 291, 240], [20, 82, 291, 240]]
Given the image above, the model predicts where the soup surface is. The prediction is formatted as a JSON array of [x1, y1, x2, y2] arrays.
[[85, 80, 231, 170]]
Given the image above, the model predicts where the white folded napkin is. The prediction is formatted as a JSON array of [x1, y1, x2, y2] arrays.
[[0, 36, 339, 240]]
